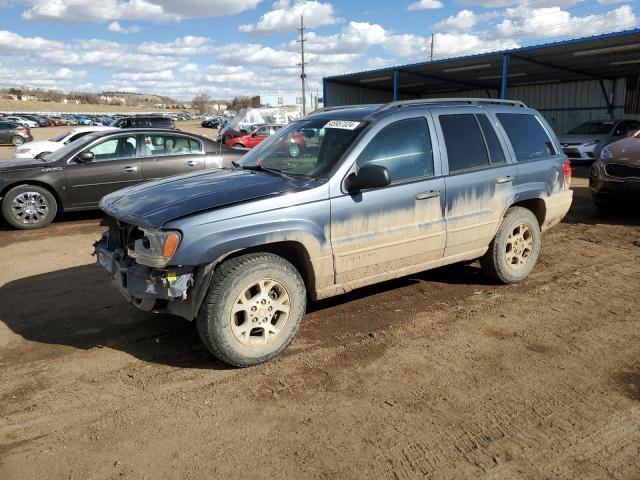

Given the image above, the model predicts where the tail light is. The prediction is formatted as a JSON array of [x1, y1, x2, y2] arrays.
[[562, 159, 572, 190]]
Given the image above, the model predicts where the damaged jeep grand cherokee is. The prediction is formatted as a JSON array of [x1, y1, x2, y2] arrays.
[[95, 99, 573, 367]]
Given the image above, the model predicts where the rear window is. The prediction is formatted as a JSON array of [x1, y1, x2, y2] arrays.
[[496, 113, 556, 161], [440, 114, 490, 172]]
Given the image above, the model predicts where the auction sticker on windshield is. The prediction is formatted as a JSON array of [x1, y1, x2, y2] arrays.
[[325, 120, 361, 130]]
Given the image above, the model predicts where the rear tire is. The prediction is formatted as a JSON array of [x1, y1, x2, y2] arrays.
[[197, 253, 307, 367], [481, 207, 541, 284], [1, 184, 57, 230], [35, 151, 51, 159], [10, 136, 25, 146]]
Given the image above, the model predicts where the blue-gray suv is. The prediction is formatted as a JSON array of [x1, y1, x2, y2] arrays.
[[94, 98, 573, 366]]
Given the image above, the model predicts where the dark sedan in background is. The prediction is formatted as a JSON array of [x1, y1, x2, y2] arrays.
[[0, 121, 33, 146], [0, 129, 243, 229]]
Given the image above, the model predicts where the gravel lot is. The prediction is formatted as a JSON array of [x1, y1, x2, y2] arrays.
[[0, 125, 639, 479]]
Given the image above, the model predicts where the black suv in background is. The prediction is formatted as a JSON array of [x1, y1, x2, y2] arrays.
[[110, 116, 175, 129]]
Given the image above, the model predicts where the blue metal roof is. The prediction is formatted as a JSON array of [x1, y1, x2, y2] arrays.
[[325, 28, 640, 81]]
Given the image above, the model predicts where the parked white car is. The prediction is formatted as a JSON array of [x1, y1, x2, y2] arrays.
[[13, 126, 118, 159], [4, 116, 38, 128]]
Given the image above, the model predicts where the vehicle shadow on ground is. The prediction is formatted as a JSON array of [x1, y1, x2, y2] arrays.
[[0, 262, 491, 368], [563, 186, 640, 227], [0, 210, 103, 232]]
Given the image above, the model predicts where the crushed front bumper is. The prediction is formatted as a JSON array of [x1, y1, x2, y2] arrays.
[[94, 241, 194, 313]]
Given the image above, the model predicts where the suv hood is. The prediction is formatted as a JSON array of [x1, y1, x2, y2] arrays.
[[100, 168, 312, 229]]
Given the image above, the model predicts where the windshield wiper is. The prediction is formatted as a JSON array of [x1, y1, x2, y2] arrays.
[[231, 161, 293, 179]]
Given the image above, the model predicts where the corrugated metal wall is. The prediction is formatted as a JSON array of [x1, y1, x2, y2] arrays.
[[324, 82, 414, 106], [326, 78, 630, 135]]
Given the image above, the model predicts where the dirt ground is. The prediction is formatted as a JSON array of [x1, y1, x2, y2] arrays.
[[0, 153, 639, 477]]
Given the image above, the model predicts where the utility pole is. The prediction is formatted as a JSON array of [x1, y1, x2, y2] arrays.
[[297, 15, 307, 115], [430, 33, 434, 62]]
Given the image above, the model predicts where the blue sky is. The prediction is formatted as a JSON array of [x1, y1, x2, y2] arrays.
[[0, 0, 637, 100]]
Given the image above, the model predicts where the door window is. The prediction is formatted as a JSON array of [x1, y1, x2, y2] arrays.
[[89, 136, 137, 161], [496, 113, 556, 161], [440, 114, 490, 172], [255, 127, 270, 136], [142, 135, 194, 156], [477, 114, 506, 164], [356, 117, 434, 183]]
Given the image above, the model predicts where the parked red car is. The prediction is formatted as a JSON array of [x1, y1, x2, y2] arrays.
[[223, 124, 281, 149]]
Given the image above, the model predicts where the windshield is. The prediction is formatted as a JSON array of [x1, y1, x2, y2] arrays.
[[42, 132, 102, 162], [238, 118, 367, 178], [568, 122, 614, 135]]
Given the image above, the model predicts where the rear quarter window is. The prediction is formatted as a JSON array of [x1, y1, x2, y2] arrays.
[[496, 113, 557, 162]]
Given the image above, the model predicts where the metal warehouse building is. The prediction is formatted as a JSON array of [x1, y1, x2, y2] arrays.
[[322, 29, 640, 135]]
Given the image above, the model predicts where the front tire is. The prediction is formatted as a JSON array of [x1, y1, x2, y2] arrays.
[[1, 185, 57, 229], [232, 143, 244, 149], [481, 207, 541, 284], [197, 253, 307, 367]]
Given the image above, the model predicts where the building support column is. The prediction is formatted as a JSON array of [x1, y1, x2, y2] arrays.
[[501, 54, 510, 99], [393, 70, 399, 102], [599, 79, 613, 116], [322, 79, 328, 108]]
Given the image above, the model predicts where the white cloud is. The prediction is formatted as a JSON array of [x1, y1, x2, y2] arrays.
[[496, 5, 637, 39], [108, 21, 140, 34], [138, 36, 213, 56], [407, 0, 443, 11], [21, 0, 262, 23], [290, 21, 387, 54], [239, 1, 336, 34], [53, 67, 87, 79], [435, 10, 479, 30]]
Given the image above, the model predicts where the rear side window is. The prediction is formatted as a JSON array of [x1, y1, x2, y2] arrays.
[[356, 117, 434, 183], [477, 114, 506, 164], [496, 113, 556, 161], [440, 114, 490, 172]]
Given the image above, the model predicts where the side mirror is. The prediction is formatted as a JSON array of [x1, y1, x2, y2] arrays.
[[346, 164, 390, 192], [251, 132, 257, 137], [76, 151, 95, 163]]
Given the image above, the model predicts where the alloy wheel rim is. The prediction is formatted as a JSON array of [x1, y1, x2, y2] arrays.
[[230, 278, 291, 346], [11, 192, 49, 224], [505, 223, 533, 270]]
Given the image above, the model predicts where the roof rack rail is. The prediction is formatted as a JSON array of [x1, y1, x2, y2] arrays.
[[376, 98, 527, 112], [311, 103, 381, 114]]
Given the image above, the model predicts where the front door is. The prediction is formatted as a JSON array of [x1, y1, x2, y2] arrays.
[[246, 127, 269, 148], [330, 116, 446, 286], [139, 133, 205, 180], [65, 134, 142, 208], [433, 110, 518, 257]]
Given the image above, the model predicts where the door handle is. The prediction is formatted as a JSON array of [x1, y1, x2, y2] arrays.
[[185, 160, 201, 167], [496, 176, 514, 184], [123, 166, 138, 173], [415, 190, 440, 200]]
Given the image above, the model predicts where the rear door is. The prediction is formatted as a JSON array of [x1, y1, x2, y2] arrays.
[[0, 122, 11, 144], [494, 112, 562, 198], [139, 133, 205, 180], [433, 108, 518, 257], [65, 134, 142, 208]]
